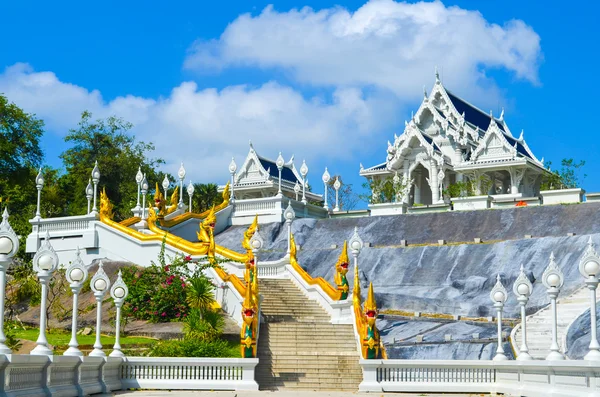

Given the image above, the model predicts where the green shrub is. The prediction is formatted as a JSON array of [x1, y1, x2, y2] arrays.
[[148, 337, 234, 358]]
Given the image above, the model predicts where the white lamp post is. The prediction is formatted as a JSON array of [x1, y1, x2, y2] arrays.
[[513, 264, 533, 360], [178, 163, 186, 208], [300, 160, 308, 205], [276, 153, 284, 198], [91, 161, 100, 216], [229, 158, 237, 202], [135, 166, 143, 214], [490, 274, 508, 361], [31, 231, 58, 356], [85, 179, 93, 215], [187, 181, 194, 213], [578, 237, 600, 361], [109, 270, 129, 358], [89, 262, 111, 357], [349, 226, 363, 276], [322, 168, 330, 210], [284, 202, 295, 255], [0, 208, 19, 354], [137, 174, 149, 228], [250, 229, 264, 267], [333, 177, 341, 212], [35, 168, 44, 220], [542, 252, 565, 360], [294, 181, 300, 201], [63, 248, 88, 356], [162, 175, 170, 202]]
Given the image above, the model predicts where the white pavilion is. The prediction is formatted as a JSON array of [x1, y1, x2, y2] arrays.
[[360, 70, 550, 207]]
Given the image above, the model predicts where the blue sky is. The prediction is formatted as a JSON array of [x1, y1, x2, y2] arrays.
[[1, 0, 597, 202]]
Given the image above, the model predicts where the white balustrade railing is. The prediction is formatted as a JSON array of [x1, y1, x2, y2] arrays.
[[31, 214, 97, 233], [121, 357, 259, 391], [360, 359, 600, 396]]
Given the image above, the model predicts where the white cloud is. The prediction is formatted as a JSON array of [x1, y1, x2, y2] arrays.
[[0, 63, 398, 182], [185, 0, 542, 103]]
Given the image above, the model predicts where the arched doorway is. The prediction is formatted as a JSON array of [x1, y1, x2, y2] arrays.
[[410, 164, 432, 205]]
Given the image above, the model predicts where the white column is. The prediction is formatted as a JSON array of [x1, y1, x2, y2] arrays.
[[64, 290, 81, 356], [110, 271, 129, 358], [90, 263, 110, 357], [547, 290, 564, 360], [494, 303, 507, 360], [31, 275, 52, 355], [430, 161, 439, 203], [35, 168, 44, 219], [414, 173, 421, 204], [585, 277, 600, 360], [517, 295, 532, 360]]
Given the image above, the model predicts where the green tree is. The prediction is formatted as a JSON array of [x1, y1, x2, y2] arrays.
[[192, 183, 223, 213], [541, 158, 586, 190], [59, 111, 164, 219], [0, 94, 47, 257], [325, 175, 358, 211]]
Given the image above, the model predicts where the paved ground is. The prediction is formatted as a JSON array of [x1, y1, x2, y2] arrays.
[[112, 391, 494, 396]]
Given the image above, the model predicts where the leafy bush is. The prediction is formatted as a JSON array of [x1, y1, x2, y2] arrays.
[[120, 241, 218, 323], [148, 337, 234, 358]]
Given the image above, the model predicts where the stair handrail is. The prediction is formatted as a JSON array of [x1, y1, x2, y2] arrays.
[[289, 235, 341, 301]]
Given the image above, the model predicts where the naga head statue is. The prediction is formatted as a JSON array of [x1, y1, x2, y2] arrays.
[[335, 240, 350, 276], [202, 205, 217, 229], [241, 281, 255, 327], [364, 282, 378, 328], [154, 182, 166, 217], [167, 185, 179, 214], [221, 182, 230, 204], [242, 215, 258, 251], [99, 188, 114, 220]]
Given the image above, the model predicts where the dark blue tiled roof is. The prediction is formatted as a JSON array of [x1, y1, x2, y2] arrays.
[[259, 158, 300, 183], [421, 134, 442, 152], [446, 91, 505, 132], [503, 135, 532, 159]]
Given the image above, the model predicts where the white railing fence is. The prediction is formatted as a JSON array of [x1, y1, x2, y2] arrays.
[[121, 357, 259, 391], [360, 359, 600, 397], [0, 355, 259, 395]]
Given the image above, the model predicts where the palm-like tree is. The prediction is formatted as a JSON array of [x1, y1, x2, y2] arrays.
[[186, 277, 215, 312], [193, 183, 223, 213]]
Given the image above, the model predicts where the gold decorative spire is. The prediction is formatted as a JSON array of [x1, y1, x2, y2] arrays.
[[289, 234, 298, 266], [221, 181, 230, 204], [242, 215, 258, 251], [365, 282, 377, 313]]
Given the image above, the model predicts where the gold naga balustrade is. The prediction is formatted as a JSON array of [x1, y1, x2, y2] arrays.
[[289, 234, 341, 301], [98, 188, 248, 296], [353, 264, 387, 359]]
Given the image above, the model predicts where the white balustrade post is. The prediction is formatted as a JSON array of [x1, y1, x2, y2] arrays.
[[0, 208, 19, 354], [135, 166, 143, 215], [89, 262, 111, 357], [513, 264, 533, 360], [64, 248, 88, 356], [276, 153, 284, 198], [85, 179, 93, 215], [229, 158, 237, 203], [110, 270, 129, 357], [35, 168, 44, 220], [284, 203, 295, 255], [322, 168, 330, 210], [91, 161, 100, 216], [349, 227, 363, 293], [578, 237, 600, 361], [178, 163, 186, 209], [543, 252, 565, 360], [333, 177, 341, 212], [136, 174, 149, 229], [31, 231, 58, 356], [162, 175, 170, 202], [187, 181, 194, 213], [300, 160, 308, 205], [490, 274, 508, 361]]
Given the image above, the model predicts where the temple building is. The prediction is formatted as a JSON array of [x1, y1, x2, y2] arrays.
[[360, 71, 550, 206], [218, 142, 323, 203]]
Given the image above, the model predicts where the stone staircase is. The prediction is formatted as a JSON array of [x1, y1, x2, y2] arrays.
[[256, 278, 362, 391], [513, 286, 600, 359]]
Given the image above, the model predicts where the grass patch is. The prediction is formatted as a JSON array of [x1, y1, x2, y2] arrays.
[[12, 327, 156, 347]]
